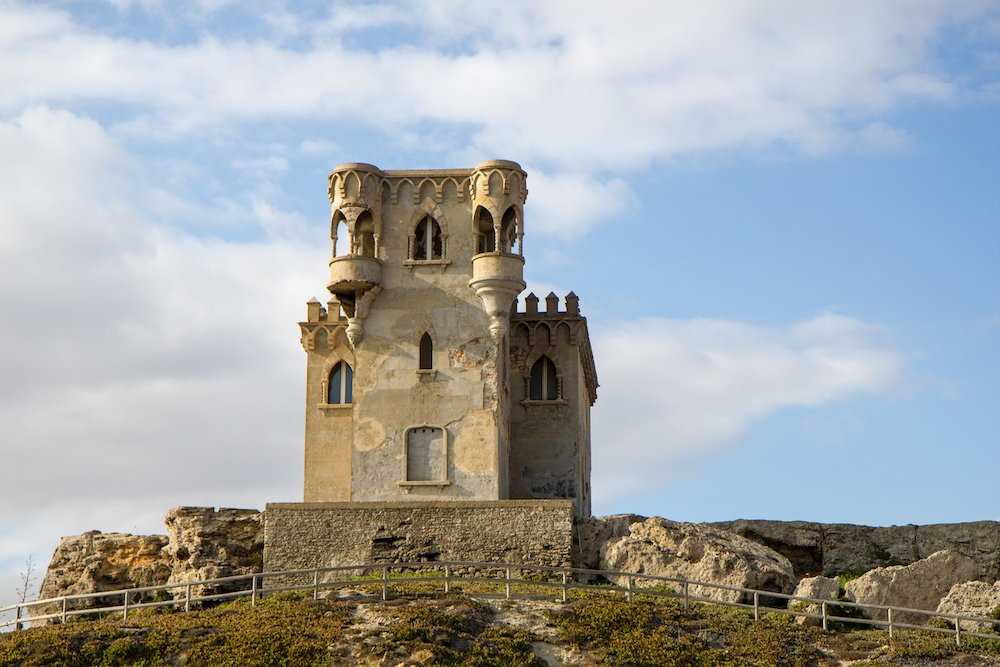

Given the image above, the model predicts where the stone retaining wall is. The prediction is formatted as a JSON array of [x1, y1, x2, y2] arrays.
[[262, 500, 575, 575]]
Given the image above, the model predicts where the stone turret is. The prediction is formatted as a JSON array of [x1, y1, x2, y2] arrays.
[[327, 163, 386, 345], [467, 160, 527, 338]]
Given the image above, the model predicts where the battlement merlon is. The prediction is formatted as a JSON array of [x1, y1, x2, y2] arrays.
[[511, 291, 599, 406]]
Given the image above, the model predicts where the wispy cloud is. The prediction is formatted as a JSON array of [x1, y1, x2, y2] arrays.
[[2, 2, 996, 165], [591, 314, 902, 502]]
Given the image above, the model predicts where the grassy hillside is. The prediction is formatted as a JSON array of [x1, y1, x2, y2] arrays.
[[2, 588, 999, 666]]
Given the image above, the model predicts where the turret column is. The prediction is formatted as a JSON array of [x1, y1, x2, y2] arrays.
[[468, 160, 528, 339]]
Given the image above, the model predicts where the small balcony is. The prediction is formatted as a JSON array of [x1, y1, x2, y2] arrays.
[[470, 252, 524, 286], [327, 255, 382, 297]]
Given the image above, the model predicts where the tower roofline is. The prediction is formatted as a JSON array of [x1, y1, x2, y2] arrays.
[[329, 160, 524, 179]]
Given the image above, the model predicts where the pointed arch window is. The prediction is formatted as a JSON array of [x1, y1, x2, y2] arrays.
[[529, 356, 559, 401], [327, 361, 353, 404], [419, 332, 433, 370], [476, 208, 496, 254], [356, 211, 375, 258], [501, 207, 518, 253], [413, 216, 443, 260]]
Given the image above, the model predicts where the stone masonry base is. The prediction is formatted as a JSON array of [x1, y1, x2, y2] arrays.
[[263, 500, 575, 577]]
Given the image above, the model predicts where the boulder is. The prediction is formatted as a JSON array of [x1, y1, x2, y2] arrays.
[[164, 506, 263, 599], [845, 550, 978, 625], [788, 576, 841, 625], [599, 517, 796, 606], [935, 580, 1000, 632], [33, 531, 171, 622]]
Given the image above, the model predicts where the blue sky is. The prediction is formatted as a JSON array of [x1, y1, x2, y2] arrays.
[[1, 1, 999, 605]]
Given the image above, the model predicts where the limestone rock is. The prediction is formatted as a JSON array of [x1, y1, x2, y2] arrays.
[[788, 576, 841, 625], [935, 580, 1000, 632], [845, 549, 978, 625], [576, 514, 645, 570], [599, 517, 796, 606], [33, 531, 171, 621], [708, 519, 1000, 581], [164, 506, 263, 599]]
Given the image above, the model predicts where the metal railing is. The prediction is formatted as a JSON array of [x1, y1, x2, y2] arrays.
[[2, 561, 999, 646]]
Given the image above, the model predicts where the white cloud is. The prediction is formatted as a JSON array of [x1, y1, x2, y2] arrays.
[[1, 2, 995, 165], [590, 314, 902, 502], [526, 169, 634, 237], [0, 108, 324, 607], [299, 138, 339, 155]]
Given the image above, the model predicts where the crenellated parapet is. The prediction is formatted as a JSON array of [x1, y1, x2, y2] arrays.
[[511, 291, 598, 405], [299, 297, 349, 352]]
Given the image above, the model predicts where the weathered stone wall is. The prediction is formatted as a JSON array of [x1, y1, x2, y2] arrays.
[[708, 519, 1000, 581], [305, 168, 516, 504], [263, 500, 575, 574], [509, 310, 593, 518]]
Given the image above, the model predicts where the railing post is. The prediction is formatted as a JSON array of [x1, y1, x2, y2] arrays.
[[955, 616, 961, 647], [185, 584, 191, 613], [821, 601, 828, 631], [505, 568, 511, 600], [381, 567, 389, 601], [444, 566, 450, 594], [626, 576, 633, 603], [561, 572, 568, 603], [14, 604, 21, 632], [251, 574, 258, 608], [313, 570, 319, 601], [887, 607, 894, 640], [753, 591, 759, 621], [122, 591, 129, 622], [683, 580, 689, 611], [61, 597, 68, 624]]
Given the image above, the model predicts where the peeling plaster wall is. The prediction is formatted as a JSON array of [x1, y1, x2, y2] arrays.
[[304, 181, 508, 503]]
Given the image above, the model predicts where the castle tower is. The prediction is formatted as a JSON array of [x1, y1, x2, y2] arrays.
[[297, 160, 596, 517]]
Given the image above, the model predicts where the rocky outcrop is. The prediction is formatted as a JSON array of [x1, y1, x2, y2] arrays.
[[33, 531, 172, 621], [936, 580, 1000, 632], [164, 507, 263, 599], [845, 550, 978, 625], [709, 519, 1000, 581], [788, 576, 841, 625], [35, 507, 263, 616], [599, 517, 796, 606], [576, 514, 645, 569]]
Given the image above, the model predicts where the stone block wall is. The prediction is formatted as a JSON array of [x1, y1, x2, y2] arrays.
[[263, 500, 574, 576]]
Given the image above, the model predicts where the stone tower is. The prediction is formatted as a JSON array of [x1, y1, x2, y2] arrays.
[[298, 160, 597, 517]]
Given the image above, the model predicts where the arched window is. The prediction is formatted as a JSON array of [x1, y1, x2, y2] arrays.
[[327, 361, 353, 404], [356, 211, 375, 258], [419, 332, 433, 370], [413, 216, 443, 260], [501, 207, 517, 253], [331, 211, 348, 257], [475, 208, 495, 254], [529, 356, 558, 401]]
